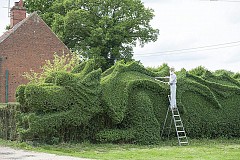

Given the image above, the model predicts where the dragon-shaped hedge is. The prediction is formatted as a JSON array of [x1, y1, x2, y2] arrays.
[[16, 60, 240, 144]]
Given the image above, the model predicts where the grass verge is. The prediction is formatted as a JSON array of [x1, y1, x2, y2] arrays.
[[0, 138, 239, 160]]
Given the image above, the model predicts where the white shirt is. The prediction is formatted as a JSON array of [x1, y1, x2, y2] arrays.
[[169, 71, 177, 85]]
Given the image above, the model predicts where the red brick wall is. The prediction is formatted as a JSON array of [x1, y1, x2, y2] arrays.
[[0, 13, 69, 102]]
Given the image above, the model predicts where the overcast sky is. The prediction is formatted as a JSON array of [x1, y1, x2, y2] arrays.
[[1, 0, 240, 72]]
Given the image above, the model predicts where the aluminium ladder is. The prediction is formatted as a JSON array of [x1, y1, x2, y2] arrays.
[[160, 95, 189, 146]]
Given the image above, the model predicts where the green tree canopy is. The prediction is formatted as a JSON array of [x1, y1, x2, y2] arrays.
[[24, 0, 159, 70]]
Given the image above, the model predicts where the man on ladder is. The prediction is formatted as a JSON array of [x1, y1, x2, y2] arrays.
[[155, 67, 188, 146], [169, 67, 177, 110], [155, 67, 177, 109]]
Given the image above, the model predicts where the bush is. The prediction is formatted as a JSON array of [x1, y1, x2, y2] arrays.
[[178, 70, 240, 138], [15, 59, 240, 145], [101, 62, 240, 143], [0, 103, 19, 140], [16, 60, 102, 143], [100, 61, 168, 144]]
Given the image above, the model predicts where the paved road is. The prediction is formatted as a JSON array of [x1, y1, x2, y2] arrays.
[[0, 146, 92, 160]]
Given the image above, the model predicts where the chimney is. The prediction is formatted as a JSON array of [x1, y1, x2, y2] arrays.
[[10, 0, 26, 28]]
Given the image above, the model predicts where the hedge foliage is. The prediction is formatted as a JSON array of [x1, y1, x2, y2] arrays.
[[15, 60, 102, 143], [178, 68, 240, 138], [0, 103, 19, 140], [11, 60, 240, 144]]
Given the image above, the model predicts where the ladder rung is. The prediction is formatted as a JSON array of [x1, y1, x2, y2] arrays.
[[178, 136, 187, 138], [177, 131, 185, 133], [174, 119, 181, 122], [176, 125, 183, 127], [162, 104, 188, 146]]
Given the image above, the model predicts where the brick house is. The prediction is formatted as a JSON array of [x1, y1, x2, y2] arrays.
[[0, 0, 70, 103]]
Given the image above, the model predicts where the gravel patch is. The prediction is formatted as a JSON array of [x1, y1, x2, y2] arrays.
[[0, 146, 92, 160]]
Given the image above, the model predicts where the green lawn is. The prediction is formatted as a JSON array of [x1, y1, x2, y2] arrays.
[[0, 138, 239, 160]]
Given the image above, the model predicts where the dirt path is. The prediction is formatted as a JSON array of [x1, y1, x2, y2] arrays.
[[0, 146, 92, 160]]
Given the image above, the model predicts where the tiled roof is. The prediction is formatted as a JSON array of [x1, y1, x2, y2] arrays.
[[0, 12, 38, 44]]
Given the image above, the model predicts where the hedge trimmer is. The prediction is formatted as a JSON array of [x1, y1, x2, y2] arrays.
[[154, 76, 169, 84]]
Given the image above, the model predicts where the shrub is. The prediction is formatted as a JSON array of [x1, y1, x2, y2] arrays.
[[15, 60, 240, 144], [16, 60, 102, 143], [23, 52, 80, 83], [0, 103, 19, 140]]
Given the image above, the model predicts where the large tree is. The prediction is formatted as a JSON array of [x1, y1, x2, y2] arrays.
[[25, 0, 159, 70]]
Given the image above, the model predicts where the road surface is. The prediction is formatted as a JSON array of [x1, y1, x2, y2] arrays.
[[0, 146, 92, 160]]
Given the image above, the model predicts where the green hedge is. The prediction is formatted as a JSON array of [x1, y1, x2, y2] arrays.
[[16, 60, 102, 143], [13, 60, 240, 144], [100, 61, 168, 144], [100, 63, 240, 143], [0, 103, 19, 140], [178, 68, 240, 138]]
